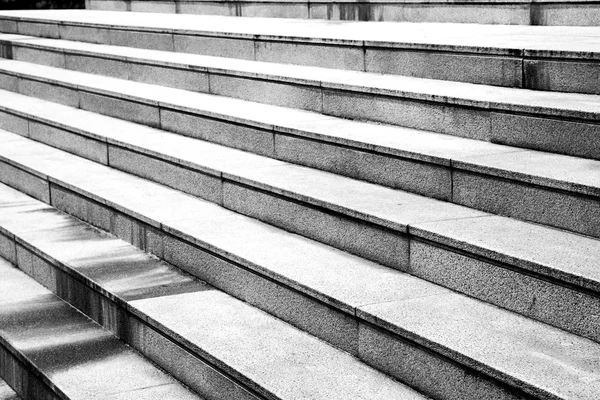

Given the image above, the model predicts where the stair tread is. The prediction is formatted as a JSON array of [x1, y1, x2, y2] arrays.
[[3, 33, 600, 122], [0, 377, 20, 400], [0, 184, 428, 400], [358, 294, 600, 400], [0, 257, 202, 400], [0, 134, 599, 399], [0, 89, 598, 291], [1, 60, 599, 199], [2, 9, 600, 59]]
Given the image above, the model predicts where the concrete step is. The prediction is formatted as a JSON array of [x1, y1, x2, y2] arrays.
[[0, 132, 599, 400], [4, 35, 600, 158], [0, 61, 598, 240], [1, 10, 600, 94], [0, 259, 203, 400], [0, 185, 425, 400], [0, 379, 20, 400], [87, 0, 600, 26], [2, 93, 600, 347]]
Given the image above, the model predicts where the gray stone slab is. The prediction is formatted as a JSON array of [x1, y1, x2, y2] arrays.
[[177, 2, 237, 16], [90, 0, 128, 10], [164, 213, 444, 312], [524, 59, 600, 94], [109, 29, 175, 51], [379, 3, 530, 24], [0, 161, 49, 203], [0, 233, 15, 264], [65, 53, 130, 80], [490, 112, 600, 160], [323, 89, 492, 140], [59, 25, 111, 44], [129, 63, 209, 92], [255, 40, 363, 71], [0, 20, 17, 34], [163, 235, 360, 354], [29, 121, 108, 165], [17, 22, 59, 38], [228, 163, 486, 231], [366, 48, 522, 88], [124, 318, 259, 400], [536, 3, 600, 26], [31, 253, 57, 293], [49, 185, 111, 231], [274, 133, 452, 200], [358, 293, 600, 400], [13, 46, 65, 69], [453, 149, 600, 197], [358, 323, 525, 400], [174, 35, 255, 59], [130, 1, 177, 13], [410, 214, 600, 293], [79, 92, 160, 128], [160, 109, 275, 157], [242, 3, 308, 19], [18, 78, 79, 108], [410, 240, 600, 342], [209, 74, 323, 112], [108, 145, 222, 204], [223, 180, 409, 269], [0, 111, 28, 137], [0, 73, 18, 92], [93, 179, 221, 228], [453, 170, 600, 238], [131, 290, 427, 400]]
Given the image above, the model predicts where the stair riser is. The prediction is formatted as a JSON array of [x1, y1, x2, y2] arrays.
[[0, 196, 535, 400], [88, 0, 600, 27], [3, 41, 600, 162], [0, 75, 598, 241], [0, 234, 264, 400], [2, 18, 600, 95], [0, 344, 61, 400]]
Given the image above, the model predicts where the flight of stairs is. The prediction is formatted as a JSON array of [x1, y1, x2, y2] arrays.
[[0, 8, 599, 400]]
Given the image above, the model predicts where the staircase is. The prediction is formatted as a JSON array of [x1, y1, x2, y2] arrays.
[[0, 7, 598, 400]]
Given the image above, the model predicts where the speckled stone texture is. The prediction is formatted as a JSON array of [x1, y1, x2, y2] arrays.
[[0, 11, 599, 400], [0, 258, 202, 400], [0, 183, 429, 400]]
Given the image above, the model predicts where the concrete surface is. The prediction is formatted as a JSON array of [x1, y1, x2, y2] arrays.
[[2, 181, 600, 400], [0, 183, 429, 400], [2, 11, 600, 93], [0, 63, 597, 237], [0, 257, 202, 400], [0, 103, 598, 345]]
